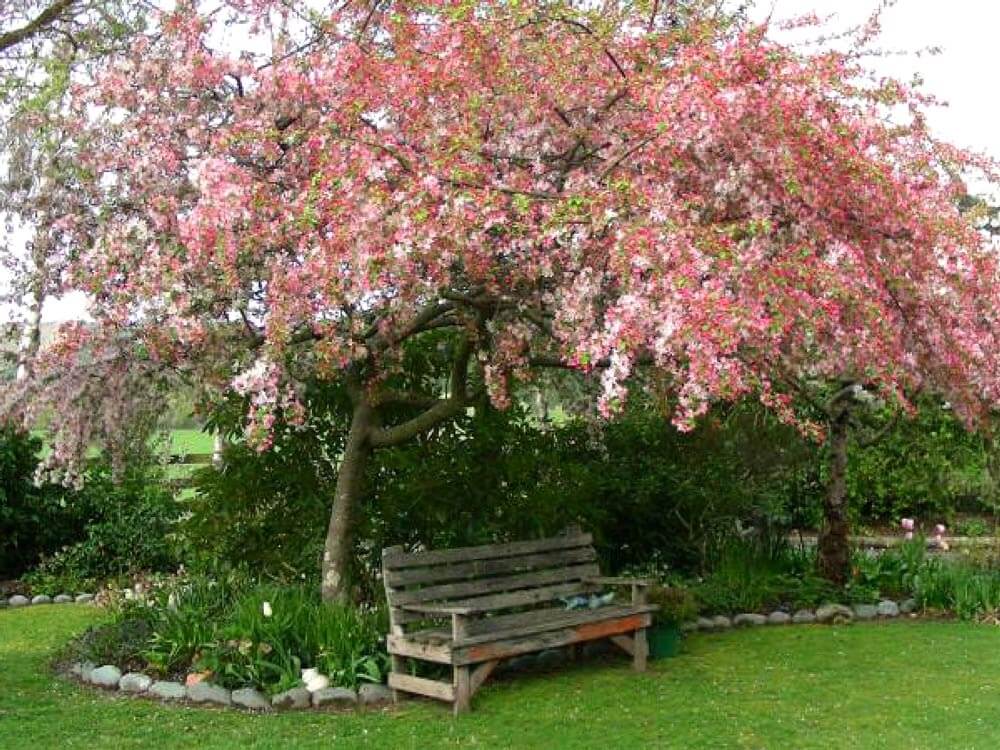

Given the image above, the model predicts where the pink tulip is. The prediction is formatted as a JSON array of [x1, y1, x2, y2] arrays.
[[934, 524, 946, 536], [901, 518, 915, 531]]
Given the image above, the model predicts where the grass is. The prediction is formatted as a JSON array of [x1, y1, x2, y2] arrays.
[[4, 608, 1000, 748]]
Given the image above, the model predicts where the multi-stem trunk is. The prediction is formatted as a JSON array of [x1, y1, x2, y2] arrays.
[[321, 401, 373, 604], [818, 407, 851, 584]]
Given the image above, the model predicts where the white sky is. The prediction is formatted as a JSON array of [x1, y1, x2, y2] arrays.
[[25, 0, 1000, 322]]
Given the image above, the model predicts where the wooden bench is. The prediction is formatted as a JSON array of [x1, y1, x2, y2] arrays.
[[381, 528, 653, 714]]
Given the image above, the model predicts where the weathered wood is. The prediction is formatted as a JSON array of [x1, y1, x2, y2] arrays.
[[381, 530, 653, 712], [382, 532, 592, 569], [609, 633, 634, 656], [470, 659, 498, 695], [390, 654, 406, 703], [453, 665, 471, 715], [385, 546, 597, 587], [386, 634, 452, 664], [388, 672, 456, 702], [452, 612, 652, 665], [632, 627, 648, 671], [391, 562, 600, 605]]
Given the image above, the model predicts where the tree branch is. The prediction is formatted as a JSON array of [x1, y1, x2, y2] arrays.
[[0, 0, 75, 53]]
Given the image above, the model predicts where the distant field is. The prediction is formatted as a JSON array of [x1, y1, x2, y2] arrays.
[[167, 429, 214, 455]]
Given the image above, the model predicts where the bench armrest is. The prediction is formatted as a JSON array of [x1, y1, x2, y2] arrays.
[[399, 603, 475, 616], [585, 576, 652, 605], [584, 577, 652, 587]]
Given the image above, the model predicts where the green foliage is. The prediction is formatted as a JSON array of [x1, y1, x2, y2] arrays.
[[22, 463, 180, 594], [647, 585, 699, 624], [912, 559, 1000, 621], [690, 536, 837, 614], [954, 518, 991, 537], [0, 426, 74, 578], [71, 571, 389, 693]]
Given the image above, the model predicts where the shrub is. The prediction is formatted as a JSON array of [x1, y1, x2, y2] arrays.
[[23, 463, 181, 594]]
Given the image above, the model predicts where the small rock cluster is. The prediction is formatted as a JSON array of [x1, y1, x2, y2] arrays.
[[68, 661, 393, 712], [1, 593, 95, 608], [681, 598, 918, 633]]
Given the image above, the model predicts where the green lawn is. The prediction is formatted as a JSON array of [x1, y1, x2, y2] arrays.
[[3, 606, 1000, 749]]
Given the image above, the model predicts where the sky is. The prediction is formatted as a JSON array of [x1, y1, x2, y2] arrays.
[[24, 0, 1000, 322]]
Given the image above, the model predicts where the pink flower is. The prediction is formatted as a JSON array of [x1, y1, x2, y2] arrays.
[[901, 518, 915, 532], [934, 524, 946, 536]]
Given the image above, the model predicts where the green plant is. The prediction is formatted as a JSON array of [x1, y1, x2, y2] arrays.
[[954, 518, 991, 537], [647, 585, 698, 625]]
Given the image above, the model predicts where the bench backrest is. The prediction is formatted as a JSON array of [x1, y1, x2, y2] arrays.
[[381, 529, 600, 632]]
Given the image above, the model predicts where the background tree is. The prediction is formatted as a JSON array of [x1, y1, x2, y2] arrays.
[[5, 0, 999, 601]]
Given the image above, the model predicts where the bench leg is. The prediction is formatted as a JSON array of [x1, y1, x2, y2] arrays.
[[390, 655, 405, 704], [633, 627, 648, 672], [453, 665, 471, 716]]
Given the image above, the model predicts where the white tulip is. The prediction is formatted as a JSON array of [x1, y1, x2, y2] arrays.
[[262, 601, 273, 618]]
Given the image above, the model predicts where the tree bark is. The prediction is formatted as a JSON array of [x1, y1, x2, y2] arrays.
[[321, 401, 373, 603], [818, 407, 851, 584]]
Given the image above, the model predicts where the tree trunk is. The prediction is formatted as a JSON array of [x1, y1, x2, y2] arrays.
[[321, 402, 373, 603], [818, 408, 851, 585]]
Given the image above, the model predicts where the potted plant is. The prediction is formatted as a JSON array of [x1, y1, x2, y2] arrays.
[[646, 584, 698, 659]]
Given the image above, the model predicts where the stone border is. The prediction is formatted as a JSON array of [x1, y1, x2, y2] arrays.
[[1, 592, 96, 608], [680, 598, 918, 633], [65, 663, 394, 712]]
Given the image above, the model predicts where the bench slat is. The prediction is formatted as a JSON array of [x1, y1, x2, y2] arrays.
[[452, 612, 653, 666], [382, 532, 592, 569], [388, 673, 455, 701], [389, 562, 600, 606], [385, 546, 597, 587]]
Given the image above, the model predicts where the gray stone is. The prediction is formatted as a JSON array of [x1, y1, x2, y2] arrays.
[[118, 673, 152, 693], [711, 615, 733, 630], [186, 681, 232, 706], [89, 665, 123, 688], [815, 603, 854, 624], [696, 616, 716, 631], [767, 611, 792, 625], [900, 598, 918, 615], [853, 604, 878, 621], [75, 593, 95, 603], [312, 687, 358, 708], [272, 687, 311, 710], [680, 620, 698, 633], [30, 594, 52, 605], [9, 595, 29, 607], [149, 681, 187, 700], [53, 594, 73, 604], [877, 600, 900, 618], [359, 683, 393, 706], [232, 688, 273, 711], [733, 613, 767, 627], [792, 609, 817, 625], [69, 661, 96, 680]]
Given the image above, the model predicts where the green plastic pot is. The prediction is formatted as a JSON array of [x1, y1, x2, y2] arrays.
[[647, 622, 682, 660]]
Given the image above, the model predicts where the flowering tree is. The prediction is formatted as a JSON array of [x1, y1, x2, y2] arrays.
[[6, 0, 1000, 600]]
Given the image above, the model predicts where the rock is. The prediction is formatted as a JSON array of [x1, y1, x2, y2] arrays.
[[53, 594, 73, 604], [9, 594, 29, 607], [711, 615, 732, 630], [853, 604, 878, 621], [149, 681, 187, 700], [732, 613, 767, 627], [680, 621, 698, 633], [900, 598, 918, 615], [30, 594, 52, 605], [312, 687, 358, 708], [877, 600, 900, 618], [272, 687, 311, 710], [186, 681, 232, 706], [696, 616, 716, 631], [74, 593, 94, 603], [118, 673, 153, 693], [815, 603, 854, 624], [232, 688, 273, 711], [359, 683, 393, 706], [69, 661, 96, 680], [767, 611, 791, 625], [792, 609, 817, 625], [89, 665, 123, 688]]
